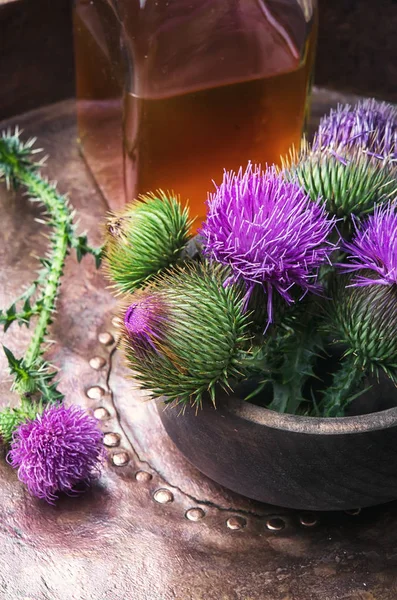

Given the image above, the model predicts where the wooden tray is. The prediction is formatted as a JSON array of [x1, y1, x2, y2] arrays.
[[1, 89, 397, 600]]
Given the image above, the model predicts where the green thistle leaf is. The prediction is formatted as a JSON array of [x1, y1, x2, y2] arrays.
[[71, 233, 103, 267], [103, 191, 193, 294], [2, 346, 30, 385], [0, 297, 41, 331]]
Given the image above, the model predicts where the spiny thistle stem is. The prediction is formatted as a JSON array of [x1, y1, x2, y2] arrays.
[[0, 129, 102, 404], [320, 354, 365, 417], [19, 228, 68, 377], [244, 302, 324, 415], [0, 130, 102, 265]]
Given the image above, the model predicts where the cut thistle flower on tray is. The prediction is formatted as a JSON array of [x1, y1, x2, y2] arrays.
[[104, 98, 397, 417]]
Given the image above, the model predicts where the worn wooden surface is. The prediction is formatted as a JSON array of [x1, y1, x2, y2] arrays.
[[0, 90, 397, 599]]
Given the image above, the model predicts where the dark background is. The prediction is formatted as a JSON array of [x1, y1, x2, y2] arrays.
[[0, 0, 396, 120]]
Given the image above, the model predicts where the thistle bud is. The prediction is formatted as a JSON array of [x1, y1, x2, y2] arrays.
[[322, 203, 397, 413], [329, 277, 397, 382], [121, 263, 250, 407], [103, 191, 192, 294], [314, 98, 397, 158], [286, 144, 397, 221]]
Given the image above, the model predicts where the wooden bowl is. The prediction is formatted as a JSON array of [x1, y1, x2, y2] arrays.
[[158, 392, 397, 511]]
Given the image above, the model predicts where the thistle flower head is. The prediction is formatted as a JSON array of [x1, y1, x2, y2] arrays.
[[103, 191, 192, 294], [340, 202, 397, 286], [200, 164, 335, 322], [9, 405, 103, 503], [122, 262, 250, 407], [285, 143, 397, 220], [328, 276, 397, 382], [314, 99, 397, 158]]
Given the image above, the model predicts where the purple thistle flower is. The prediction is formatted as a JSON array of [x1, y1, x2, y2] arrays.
[[8, 405, 103, 503], [200, 164, 336, 322], [314, 99, 397, 158], [339, 202, 397, 287]]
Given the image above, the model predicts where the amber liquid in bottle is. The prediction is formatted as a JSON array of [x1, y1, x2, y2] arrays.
[[74, 1, 317, 228]]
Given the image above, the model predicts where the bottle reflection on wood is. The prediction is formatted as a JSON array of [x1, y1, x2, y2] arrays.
[[74, 0, 317, 229]]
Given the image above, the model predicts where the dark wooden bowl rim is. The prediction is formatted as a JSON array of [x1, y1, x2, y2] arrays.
[[210, 397, 397, 435]]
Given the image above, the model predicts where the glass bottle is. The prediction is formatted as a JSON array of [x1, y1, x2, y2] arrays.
[[74, 0, 318, 228]]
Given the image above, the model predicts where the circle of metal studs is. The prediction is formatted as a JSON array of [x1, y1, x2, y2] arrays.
[[89, 356, 106, 370], [345, 508, 361, 516], [112, 316, 123, 328], [103, 432, 121, 448], [94, 407, 110, 420], [266, 518, 286, 532], [135, 471, 152, 482], [112, 452, 130, 467], [186, 508, 205, 522], [154, 489, 174, 504], [299, 513, 318, 527], [98, 331, 115, 346], [227, 516, 246, 530], [86, 385, 105, 400]]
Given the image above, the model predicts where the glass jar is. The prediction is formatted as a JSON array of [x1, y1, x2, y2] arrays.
[[74, 0, 318, 227]]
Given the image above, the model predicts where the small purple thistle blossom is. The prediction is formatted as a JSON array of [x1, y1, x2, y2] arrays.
[[8, 405, 103, 503], [339, 202, 397, 287], [124, 295, 168, 355], [314, 99, 397, 159], [200, 164, 336, 322]]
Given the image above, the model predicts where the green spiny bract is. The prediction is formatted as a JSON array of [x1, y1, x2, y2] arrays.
[[122, 262, 251, 408], [285, 143, 397, 222], [0, 402, 42, 445], [327, 275, 397, 382], [103, 192, 193, 294]]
